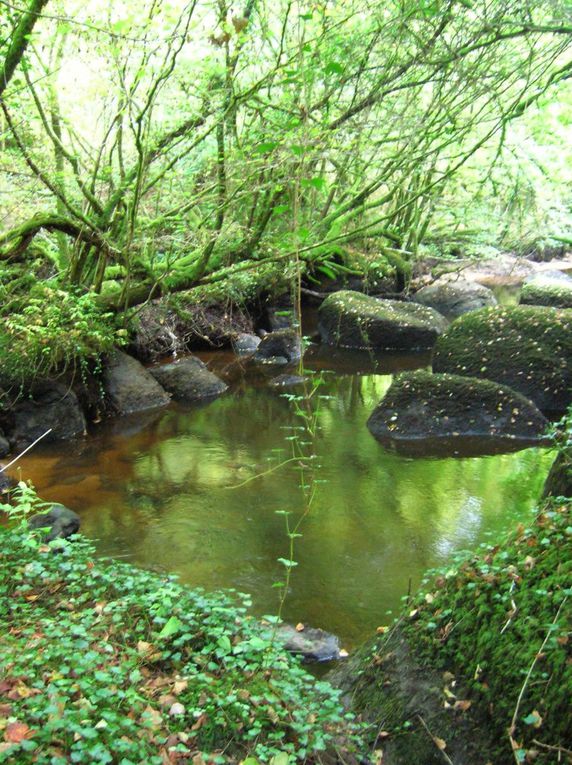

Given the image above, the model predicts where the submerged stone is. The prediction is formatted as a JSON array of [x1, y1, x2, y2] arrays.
[[367, 370, 549, 456], [318, 290, 447, 350], [519, 270, 572, 309], [432, 305, 572, 412], [413, 279, 497, 319], [149, 357, 228, 401]]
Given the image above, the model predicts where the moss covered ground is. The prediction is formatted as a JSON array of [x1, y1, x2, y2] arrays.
[[337, 498, 571, 764]]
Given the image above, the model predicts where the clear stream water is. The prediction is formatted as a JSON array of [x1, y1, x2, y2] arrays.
[[7, 342, 554, 649]]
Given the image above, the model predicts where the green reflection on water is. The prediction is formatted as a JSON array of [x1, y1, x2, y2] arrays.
[[14, 370, 553, 646]]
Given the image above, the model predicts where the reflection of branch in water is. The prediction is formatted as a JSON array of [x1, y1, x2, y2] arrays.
[[224, 456, 311, 490]]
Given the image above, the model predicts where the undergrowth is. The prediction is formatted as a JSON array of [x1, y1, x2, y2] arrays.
[[0, 492, 363, 764], [401, 498, 571, 764], [0, 287, 125, 391]]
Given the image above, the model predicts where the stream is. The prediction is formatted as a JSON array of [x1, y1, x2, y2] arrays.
[[7, 341, 554, 648]]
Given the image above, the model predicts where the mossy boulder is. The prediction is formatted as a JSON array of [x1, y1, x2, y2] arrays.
[[432, 306, 572, 412], [367, 370, 549, 456], [519, 270, 572, 309], [413, 279, 497, 319], [318, 291, 447, 351]]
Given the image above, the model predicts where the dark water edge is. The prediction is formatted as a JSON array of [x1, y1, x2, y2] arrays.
[[5, 344, 555, 648]]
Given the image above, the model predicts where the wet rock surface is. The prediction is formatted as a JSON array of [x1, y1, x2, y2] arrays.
[[413, 279, 497, 319], [103, 351, 171, 415], [252, 329, 302, 364], [367, 370, 550, 456], [269, 374, 306, 388], [149, 357, 228, 401], [319, 290, 447, 351], [231, 333, 261, 356], [10, 381, 86, 447], [274, 623, 342, 662], [432, 305, 572, 413], [29, 503, 81, 542]]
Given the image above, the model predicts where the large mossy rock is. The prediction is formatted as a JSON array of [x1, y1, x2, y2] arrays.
[[103, 351, 171, 415], [519, 270, 572, 309], [432, 306, 572, 412], [412, 279, 497, 319], [367, 370, 549, 455], [318, 291, 447, 351], [149, 357, 228, 401]]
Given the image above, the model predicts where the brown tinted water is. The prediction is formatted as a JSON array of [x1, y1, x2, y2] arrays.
[[5, 347, 554, 648]]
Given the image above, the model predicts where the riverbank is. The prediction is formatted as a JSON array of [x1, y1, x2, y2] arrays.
[[331, 496, 572, 764], [0, 496, 364, 764]]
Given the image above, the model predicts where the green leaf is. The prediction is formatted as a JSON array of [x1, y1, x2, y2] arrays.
[[272, 204, 290, 216], [270, 753, 290, 765], [277, 558, 298, 568], [217, 635, 232, 652], [253, 141, 278, 155], [325, 61, 343, 75], [301, 177, 326, 190], [157, 616, 183, 639]]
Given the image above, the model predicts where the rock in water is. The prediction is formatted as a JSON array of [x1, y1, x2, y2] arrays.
[[274, 624, 342, 662], [519, 270, 572, 309], [252, 329, 302, 364], [413, 279, 497, 319], [11, 381, 86, 447], [433, 305, 572, 413], [29, 504, 81, 542], [149, 357, 228, 401], [103, 351, 171, 415], [318, 290, 447, 350], [367, 370, 549, 456], [231, 333, 261, 356]]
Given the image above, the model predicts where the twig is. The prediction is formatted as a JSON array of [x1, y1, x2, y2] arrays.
[[223, 456, 307, 490], [0, 428, 52, 473], [416, 714, 454, 765], [532, 739, 572, 757], [508, 597, 568, 764]]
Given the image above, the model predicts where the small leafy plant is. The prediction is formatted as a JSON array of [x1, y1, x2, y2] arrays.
[[0, 489, 364, 764]]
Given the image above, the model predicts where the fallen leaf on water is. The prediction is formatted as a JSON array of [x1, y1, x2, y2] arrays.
[[4, 722, 35, 743], [295, 622, 305, 632]]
